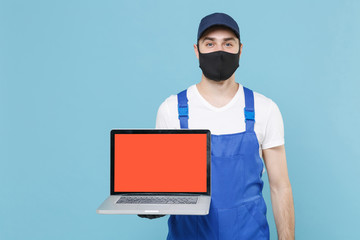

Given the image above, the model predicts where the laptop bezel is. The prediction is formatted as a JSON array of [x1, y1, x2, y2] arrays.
[[110, 129, 211, 196]]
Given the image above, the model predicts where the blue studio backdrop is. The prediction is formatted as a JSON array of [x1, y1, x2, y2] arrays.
[[1, 0, 360, 239]]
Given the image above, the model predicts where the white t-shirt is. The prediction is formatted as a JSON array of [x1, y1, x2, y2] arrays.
[[155, 84, 285, 159]]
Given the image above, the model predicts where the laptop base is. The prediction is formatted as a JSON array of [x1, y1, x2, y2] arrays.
[[97, 195, 211, 215]]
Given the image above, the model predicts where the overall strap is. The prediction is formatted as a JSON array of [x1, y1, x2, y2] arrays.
[[243, 86, 255, 132], [177, 89, 189, 129]]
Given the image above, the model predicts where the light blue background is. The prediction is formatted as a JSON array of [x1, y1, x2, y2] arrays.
[[1, 0, 359, 239]]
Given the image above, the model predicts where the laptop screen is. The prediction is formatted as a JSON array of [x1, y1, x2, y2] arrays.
[[111, 130, 210, 194]]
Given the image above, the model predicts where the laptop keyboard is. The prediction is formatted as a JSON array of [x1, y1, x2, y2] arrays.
[[116, 196, 198, 204]]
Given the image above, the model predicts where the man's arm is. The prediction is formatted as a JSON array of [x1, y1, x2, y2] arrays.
[[262, 145, 295, 240]]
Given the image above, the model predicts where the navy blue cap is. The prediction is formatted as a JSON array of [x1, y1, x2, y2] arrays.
[[197, 13, 240, 41]]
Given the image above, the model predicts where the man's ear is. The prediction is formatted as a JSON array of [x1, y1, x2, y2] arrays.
[[194, 44, 199, 60], [239, 43, 243, 56]]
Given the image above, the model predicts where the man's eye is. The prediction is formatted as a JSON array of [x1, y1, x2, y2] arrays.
[[206, 43, 213, 47], [225, 43, 233, 47]]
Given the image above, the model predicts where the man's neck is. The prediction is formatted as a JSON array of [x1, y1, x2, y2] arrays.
[[196, 75, 239, 108]]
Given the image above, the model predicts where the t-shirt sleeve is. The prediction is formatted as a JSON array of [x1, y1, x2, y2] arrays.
[[261, 100, 285, 149], [155, 101, 170, 129]]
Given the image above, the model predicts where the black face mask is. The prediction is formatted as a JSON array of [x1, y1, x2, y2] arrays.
[[198, 47, 240, 81]]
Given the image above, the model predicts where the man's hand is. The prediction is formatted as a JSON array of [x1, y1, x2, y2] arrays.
[[137, 215, 166, 219]]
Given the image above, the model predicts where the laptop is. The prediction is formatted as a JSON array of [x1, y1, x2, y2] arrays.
[[97, 129, 211, 215]]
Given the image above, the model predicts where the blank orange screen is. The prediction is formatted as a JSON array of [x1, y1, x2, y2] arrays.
[[114, 134, 207, 192]]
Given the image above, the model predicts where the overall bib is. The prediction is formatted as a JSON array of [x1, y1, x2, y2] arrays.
[[167, 86, 270, 240]]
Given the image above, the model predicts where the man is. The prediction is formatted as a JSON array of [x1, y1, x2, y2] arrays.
[[144, 13, 295, 240]]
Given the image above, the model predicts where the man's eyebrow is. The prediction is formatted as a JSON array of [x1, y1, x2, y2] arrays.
[[201, 37, 215, 43], [224, 37, 236, 41], [201, 37, 237, 43]]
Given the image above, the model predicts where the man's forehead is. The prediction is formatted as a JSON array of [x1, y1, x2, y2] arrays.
[[201, 26, 237, 38], [200, 26, 238, 41]]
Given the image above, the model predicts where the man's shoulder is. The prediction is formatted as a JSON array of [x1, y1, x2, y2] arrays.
[[250, 88, 283, 126], [156, 86, 195, 128], [159, 93, 178, 109], [250, 89, 281, 121], [160, 85, 195, 107], [163, 94, 178, 104], [252, 89, 276, 108]]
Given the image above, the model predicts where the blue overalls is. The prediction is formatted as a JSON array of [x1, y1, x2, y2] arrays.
[[167, 86, 270, 240]]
